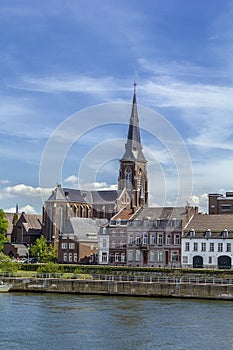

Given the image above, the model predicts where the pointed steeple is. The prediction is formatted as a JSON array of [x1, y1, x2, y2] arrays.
[[121, 82, 146, 162]]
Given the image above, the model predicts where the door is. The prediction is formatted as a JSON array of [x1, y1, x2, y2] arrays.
[[218, 255, 231, 269], [193, 255, 203, 268]]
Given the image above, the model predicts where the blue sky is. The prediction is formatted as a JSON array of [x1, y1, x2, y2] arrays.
[[1, 0, 233, 214]]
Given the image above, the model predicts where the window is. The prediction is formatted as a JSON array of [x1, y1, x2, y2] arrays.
[[69, 243, 75, 249], [125, 167, 132, 190], [218, 243, 223, 252], [158, 251, 163, 262], [172, 251, 178, 262], [209, 256, 212, 264], [63, 253, 67, 262], [201, 242, 206, 252], [158, 234, 163, 245], [61, 243, 67, 249], [150, 233, 156, 246], [175, 234, 180, 245], [209, 242, 214, 252], [185, 242, 190, 251], [120, 240, 125, 248], [226, 243, 231, 252], [149, 251, 155, 262], [115, 253, 120, 262], [183, 256, 188, 264], [121, 253, 125, 263], [136, 234, 141, 245], [69, 253, 72, 262], [221, 204, 231, 211], [102, 252, 108, 262], [166, 234, 171, 245], [143, 234, 148, 245], [193, 242, 198, 251], [128, 250, 133, 261], [129, 235, 134, 246], [112, 240, 116, 248], [74, 253, 77, 263], [136, 250, 141, 262], [102, 239, 107, 248]]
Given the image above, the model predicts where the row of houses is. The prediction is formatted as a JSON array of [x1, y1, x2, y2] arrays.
[[3, 87, 233, 268]]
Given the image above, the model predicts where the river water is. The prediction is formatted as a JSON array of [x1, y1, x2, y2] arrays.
[[0, 293, 232, 350]]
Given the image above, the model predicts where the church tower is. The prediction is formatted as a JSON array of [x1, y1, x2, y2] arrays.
[[118, 83, 148, 208]]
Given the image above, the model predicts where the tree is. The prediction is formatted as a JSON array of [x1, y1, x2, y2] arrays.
[[30, 236, 57, 262], [0, 209, 8, 235], [0, 210, 8, 252]]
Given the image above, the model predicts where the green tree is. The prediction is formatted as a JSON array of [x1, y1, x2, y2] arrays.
[[0, 210, 8, 252], [30, 236, 58, 262], [0, 209, 8, 235]]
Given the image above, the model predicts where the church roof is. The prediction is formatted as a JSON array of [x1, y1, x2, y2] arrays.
[[47, 186, 120, 205], [121, 83, 146, 162]]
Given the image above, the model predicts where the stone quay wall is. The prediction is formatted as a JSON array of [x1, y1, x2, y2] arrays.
[[3, 276, 233, 300]]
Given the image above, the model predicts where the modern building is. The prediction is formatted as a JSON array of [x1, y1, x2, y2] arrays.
[[182, 214, 233, 269], [208, 192, 233, 214]]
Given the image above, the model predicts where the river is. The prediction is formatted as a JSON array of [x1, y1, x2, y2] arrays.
[[0, 293, 232, 350]]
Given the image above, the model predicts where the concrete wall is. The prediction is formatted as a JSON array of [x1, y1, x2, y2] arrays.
[[3, 277, 233, 300]]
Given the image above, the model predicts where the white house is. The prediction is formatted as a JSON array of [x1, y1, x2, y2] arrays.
[[98, 225, 110, 265], [182, 214, 233, 269]]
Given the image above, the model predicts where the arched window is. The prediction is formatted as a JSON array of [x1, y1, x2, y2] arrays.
[[125, 167, 132, 190]]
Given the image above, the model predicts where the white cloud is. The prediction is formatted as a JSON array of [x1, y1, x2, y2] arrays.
[[6, 204, 36, 214], [0, 184, 53, 199]]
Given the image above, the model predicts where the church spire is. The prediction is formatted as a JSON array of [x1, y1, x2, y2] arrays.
[[121, 82, 146, 162]]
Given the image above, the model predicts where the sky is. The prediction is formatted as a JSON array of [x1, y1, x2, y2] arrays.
[[1, 0, 233, 214]]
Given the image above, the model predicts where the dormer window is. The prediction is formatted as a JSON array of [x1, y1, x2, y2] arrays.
[[189, 229, 195, 238], [205, 229, 211, 239], [222, 229, 228, 239]]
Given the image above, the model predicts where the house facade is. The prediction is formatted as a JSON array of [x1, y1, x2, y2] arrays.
[[182, 214, 233, 269], [58, 217, 108, 264], [126, 206, 197, 267]]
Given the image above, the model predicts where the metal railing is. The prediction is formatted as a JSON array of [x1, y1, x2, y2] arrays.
[[0, 271, 232, 285]]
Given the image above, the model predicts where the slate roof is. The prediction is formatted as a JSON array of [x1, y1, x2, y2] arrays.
[[62, 217, 108, 242], [121, 85, 146, 162], [133, 207, 188, 220], [21, 213, 42, 231], [5, 213, 17, 234], [47, 186, 120, 205], [184, 214, 233, 237]]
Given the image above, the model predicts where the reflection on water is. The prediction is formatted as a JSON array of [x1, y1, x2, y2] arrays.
[[0, 293, 232, 350]]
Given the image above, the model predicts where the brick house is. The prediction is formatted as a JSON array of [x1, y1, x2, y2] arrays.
[[58, 217, 107, 264], [126, 206, 197, 267]]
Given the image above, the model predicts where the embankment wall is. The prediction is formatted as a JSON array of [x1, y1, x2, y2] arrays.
[[3, 277, 233, 300]]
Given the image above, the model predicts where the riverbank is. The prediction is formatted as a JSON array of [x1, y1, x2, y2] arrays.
[[2, 275, 233, 300]]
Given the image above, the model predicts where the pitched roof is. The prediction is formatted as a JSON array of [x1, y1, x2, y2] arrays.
[[184, 214, 233, 233], [112, 209, 134, 221], [21, 213, 42, 231], [5, 213, 17, 234], [133, 207, 188, 220], [62, 217, 108, 242], [47, 186, 119, 204]]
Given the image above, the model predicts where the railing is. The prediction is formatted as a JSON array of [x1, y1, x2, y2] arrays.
[[1, 271, 232, 285]]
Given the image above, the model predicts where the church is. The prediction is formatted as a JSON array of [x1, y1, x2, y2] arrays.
[[42, 84, 148, 243]]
